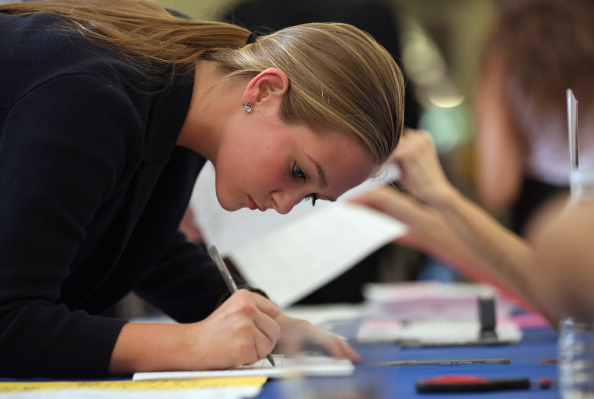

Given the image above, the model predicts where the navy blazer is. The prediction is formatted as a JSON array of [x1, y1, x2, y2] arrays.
[[0, 12, 228, 378]]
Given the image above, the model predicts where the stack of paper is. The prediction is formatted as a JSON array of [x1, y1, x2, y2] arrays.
[[356, 282, 523, 345], [356, 318, 523, 345], [362, 281, 516, 319]]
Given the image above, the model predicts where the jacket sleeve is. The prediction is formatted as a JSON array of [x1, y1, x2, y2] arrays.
[[134, 231, 233, 323], [0, 75, 143, 378]]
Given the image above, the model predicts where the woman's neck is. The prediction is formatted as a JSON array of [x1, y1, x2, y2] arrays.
[[176, 62, 241, 161]]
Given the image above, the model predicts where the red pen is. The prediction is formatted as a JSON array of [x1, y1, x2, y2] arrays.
[[416, 375, 553, 393]]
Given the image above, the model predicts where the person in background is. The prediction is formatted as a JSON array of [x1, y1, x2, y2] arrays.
[[474, 0, 594, 235], [352, 130, 562, 324], [0, 0, 405, 378]]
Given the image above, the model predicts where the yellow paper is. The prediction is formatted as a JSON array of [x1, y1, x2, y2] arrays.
[[0, 377, 267, 392]]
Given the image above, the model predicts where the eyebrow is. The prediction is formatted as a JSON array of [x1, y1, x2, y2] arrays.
[[307, 155, 337, 202], [307, 155, 328, 188]]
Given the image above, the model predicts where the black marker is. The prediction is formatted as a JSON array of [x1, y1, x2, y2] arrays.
[[416, 375, 553, 393]]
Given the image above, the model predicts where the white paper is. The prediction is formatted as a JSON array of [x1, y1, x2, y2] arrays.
[[362, 281, 516, 319], [356, 318, 523, 344], [357, 282, 523, 344], [191, 162, 407, 308], [133, 355, 354, 381]]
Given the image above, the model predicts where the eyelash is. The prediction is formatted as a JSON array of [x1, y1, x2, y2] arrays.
[[291, 163, 319, 206]]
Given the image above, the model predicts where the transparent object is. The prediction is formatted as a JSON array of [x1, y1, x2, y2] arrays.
[[570, 169, 594, 205], [559, 317, 594, 398]]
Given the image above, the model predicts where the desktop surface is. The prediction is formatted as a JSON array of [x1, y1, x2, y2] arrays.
[[0, 327, 559, 398], [257, 326, 559, 399]]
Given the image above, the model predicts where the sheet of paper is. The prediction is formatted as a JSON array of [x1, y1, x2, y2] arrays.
[[133, 355, 354, 381], [356, 318, 523, 344], [0, 378, 264, 399], [231, 204, 406, 308], [191, 162, 407, 308]]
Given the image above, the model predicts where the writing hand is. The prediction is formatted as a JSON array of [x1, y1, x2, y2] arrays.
[[189, 289, 280, 369]]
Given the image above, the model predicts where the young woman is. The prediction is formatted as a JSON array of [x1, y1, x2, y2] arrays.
[[0, 0, 404, 378], [474, 0, 594, 235]]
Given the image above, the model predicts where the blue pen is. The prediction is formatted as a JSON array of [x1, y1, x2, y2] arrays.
[[208, 245, 275, 367]]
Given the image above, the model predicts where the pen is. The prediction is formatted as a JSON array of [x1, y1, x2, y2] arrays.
[[376, 358, 510, 366], [416, 375, 553, 393], [400, 338, 517, 348], [208, 245, 275, 368]]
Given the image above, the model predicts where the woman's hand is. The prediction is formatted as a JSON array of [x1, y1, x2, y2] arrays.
[[110, 289, 281, 374], [391, 129, 457, 207], [188, 289, 281, 369], [274, 313, 362, 363], [350, 185, 437, 249]]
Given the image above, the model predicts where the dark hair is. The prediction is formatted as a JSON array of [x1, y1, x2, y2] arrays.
[[483, 0, 594, 136]]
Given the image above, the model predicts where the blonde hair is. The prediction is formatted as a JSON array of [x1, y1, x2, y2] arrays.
[[211, 23, 405, 164], [1, 0, 404, 164]]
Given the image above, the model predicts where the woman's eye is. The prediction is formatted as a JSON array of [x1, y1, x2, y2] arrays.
[[292, 163, 307, 181], [292, 163, 318, 206]]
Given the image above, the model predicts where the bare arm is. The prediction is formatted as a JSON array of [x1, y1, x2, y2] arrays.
[[398, 131, 556, 320], [352, 186, 526, 301], [361, 131, 553, 321], [474, 52, 524, 213]]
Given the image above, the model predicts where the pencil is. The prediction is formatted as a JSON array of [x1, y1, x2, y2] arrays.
[[208, 245, 275, 368], [375, 358, 510, 366]]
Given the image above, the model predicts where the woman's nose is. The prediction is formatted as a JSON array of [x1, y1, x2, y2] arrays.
[[270, 191, 303, 215]]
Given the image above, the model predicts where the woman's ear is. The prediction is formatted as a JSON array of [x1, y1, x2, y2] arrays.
[[241, 68, 289, 107]]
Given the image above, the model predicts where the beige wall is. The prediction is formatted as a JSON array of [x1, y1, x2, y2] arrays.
[[395, 0, 495, 98], [156, 0, 238, 20]]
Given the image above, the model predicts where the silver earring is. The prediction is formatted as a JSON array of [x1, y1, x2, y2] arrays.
[[242, 103, 253, 113]]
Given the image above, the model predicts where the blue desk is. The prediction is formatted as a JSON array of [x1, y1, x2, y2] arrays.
[[0, 320, 559, 398], [257, 326, 560, 398]]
